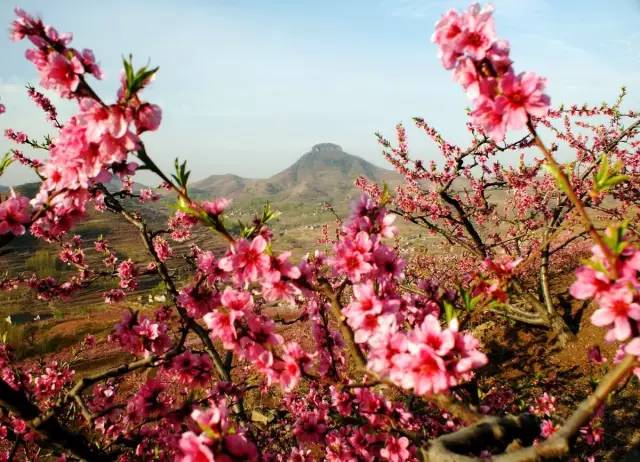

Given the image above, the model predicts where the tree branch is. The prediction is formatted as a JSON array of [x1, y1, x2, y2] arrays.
[[424, 354, 638, 461], [0, 379, 114, 461]]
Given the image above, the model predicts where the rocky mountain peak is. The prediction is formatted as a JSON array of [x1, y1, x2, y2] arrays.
[[311, 143, 342, 153]]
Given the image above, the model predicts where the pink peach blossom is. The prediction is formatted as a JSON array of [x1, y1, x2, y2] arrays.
[[591, 285, 640, 341], [498, 72, 550, 129], [0, 191, 31, 236], [135, 103, 162, 133], [218, 235, 271, 283], [202, 197, 231, 216], [178, 431, 214, 462], [41, 51, 84, 97]]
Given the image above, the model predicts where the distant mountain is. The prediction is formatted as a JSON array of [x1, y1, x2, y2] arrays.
[[8, 182, 39, 197], [191, 174, 252, 198], [2, 144, 399, 208], [0, 177, 149, 200], [192, 143, 400, 206]]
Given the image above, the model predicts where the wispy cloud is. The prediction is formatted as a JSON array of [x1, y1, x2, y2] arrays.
[[383, 0, 456, 19], [383, 0, 551, 20], [0, 82, 24, 95]]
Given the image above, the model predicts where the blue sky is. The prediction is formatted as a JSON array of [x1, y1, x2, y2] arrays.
[[1, 0, 639, 185]]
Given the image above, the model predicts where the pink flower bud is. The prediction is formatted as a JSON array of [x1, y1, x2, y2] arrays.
[[135, 103, 162, 133]]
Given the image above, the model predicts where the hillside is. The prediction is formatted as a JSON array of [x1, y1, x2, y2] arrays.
[[0, 143, 424, 321]]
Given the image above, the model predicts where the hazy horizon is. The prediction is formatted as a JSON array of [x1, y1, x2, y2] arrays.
[[2, 0, 640, 186]]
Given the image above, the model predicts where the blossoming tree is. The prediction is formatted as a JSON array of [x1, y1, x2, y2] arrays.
[[357, 5, 640, 347], [0, 3, 638, 462]]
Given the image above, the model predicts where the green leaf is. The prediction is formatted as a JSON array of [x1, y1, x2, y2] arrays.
[[583, 258, 608, 274], [241, 226, 256, 238], [543, 163, 571, 195], [594, 154, 629, 192], [461, 288, 472, 312], [171, 158, 191, 189], [595, 153, 609, 184], [443, 300, 457, 323], [261, 202, 280, 224], [486, 300, 506, 312], [602, 222, 629, 255], [380, 182, 392, 206], [601, 174, 629, 189], [121, 55, 159, 101], [197, 422, 218, 440], [122, 55, 134, 85], [0, 152, 14, 177]]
